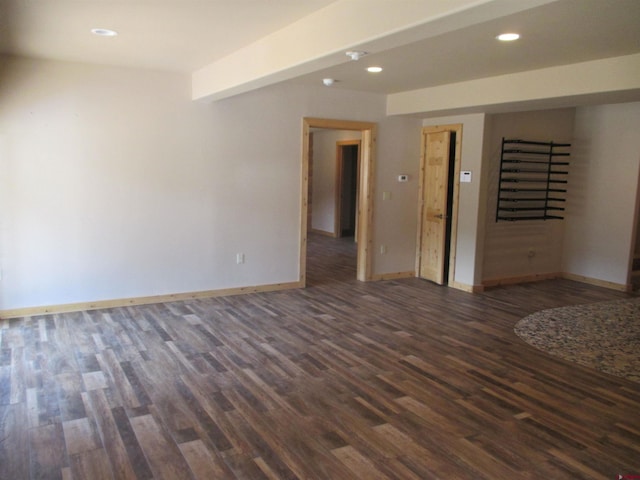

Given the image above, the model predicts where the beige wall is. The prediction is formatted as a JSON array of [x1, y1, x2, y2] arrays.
[[3, 54, 637, 312], [0, 55, 421, 311], [423, 105, 640, 290], [562, 102, 640, 286], [1, 57, 214, 309], [372, 116, 422, 275], [482, 108, 575, 282]]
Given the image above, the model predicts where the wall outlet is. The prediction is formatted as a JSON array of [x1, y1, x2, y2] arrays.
[[236, 253, 245, 264], [380, 245, 387, 254]]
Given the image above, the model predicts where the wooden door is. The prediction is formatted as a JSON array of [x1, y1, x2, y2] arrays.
[[419, 130, 450, 284]]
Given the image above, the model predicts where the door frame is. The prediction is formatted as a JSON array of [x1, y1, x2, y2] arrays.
[[335, 140, 361, 238], [415, 124, 463, 286], [301, 118, 377, 284]]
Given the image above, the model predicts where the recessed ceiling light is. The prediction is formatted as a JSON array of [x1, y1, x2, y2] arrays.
[[322, 78, 335, 86], [496, 33, 520, 42], [367, 66, 383, 73], [91, 28, 118, 37]]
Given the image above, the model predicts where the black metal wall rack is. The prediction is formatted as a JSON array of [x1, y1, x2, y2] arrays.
[[496, 138, 571, 222]]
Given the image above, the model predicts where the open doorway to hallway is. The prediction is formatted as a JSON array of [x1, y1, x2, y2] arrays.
[[308, 134, 360, 239], [300, 118, 377, 286], [306, 131, 360, 286]]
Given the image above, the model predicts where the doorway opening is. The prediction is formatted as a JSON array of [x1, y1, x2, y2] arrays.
[[300, 118, 377, 286], [336, 141, 360, 238], [442, 132, 456, 281], [416, 124, 462, 286]]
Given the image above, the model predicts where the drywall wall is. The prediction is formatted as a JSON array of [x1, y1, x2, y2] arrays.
[[0, 55, 422, 312], [310, 130, 361, 235], [422, 113, 487, 288], [562, 102, 640, 286], [0, 57, 216, 309], [482, 109, 575, 282], [373, 116, 422, 275]]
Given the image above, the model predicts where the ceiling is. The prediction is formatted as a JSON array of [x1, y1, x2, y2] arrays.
[[1, 0, 639, 99], [0, 0, 336, 72]]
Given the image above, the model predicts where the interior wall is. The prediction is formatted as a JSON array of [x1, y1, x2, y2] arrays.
[[310, 130, 360, 235], [372, 116, 422, 276], [482, 108, 575, 282], [0, 55, 422, 312], [0, 56, 215, 309], [422, 113, 487, 288], [562, 101, 640, 286]]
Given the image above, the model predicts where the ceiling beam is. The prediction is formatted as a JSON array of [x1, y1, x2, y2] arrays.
[[192, 0, 555, 102], [386, 53, 640, 117]]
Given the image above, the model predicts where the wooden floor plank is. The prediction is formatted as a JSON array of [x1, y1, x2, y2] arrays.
[[84, 388, 138, 480], [0, 403, 30, 479], [129, 412, 193, 479], [332, 445, 391, 480], [0, 233, 638, 479], [29, 422, 67, 479], [179, 439, 235, 479], [69, 448, 114, 480]]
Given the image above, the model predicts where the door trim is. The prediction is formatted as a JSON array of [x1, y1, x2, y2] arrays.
[[301, 118, 377, 285], [415, 124, 462, 286]]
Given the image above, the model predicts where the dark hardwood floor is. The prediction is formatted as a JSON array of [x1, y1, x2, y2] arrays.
[[1, 233, 639, 479]]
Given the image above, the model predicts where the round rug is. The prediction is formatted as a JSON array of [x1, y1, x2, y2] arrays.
[[514, 297, 640, 383]]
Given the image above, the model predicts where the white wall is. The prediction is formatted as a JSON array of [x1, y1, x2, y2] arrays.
[[1, 57, 214, 308], [422, 113, 487, 287], [0, 56, 422, 311], [562, 102, 640, 286], [482, 109, 575, 282], [310, 130, 361, 235]]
